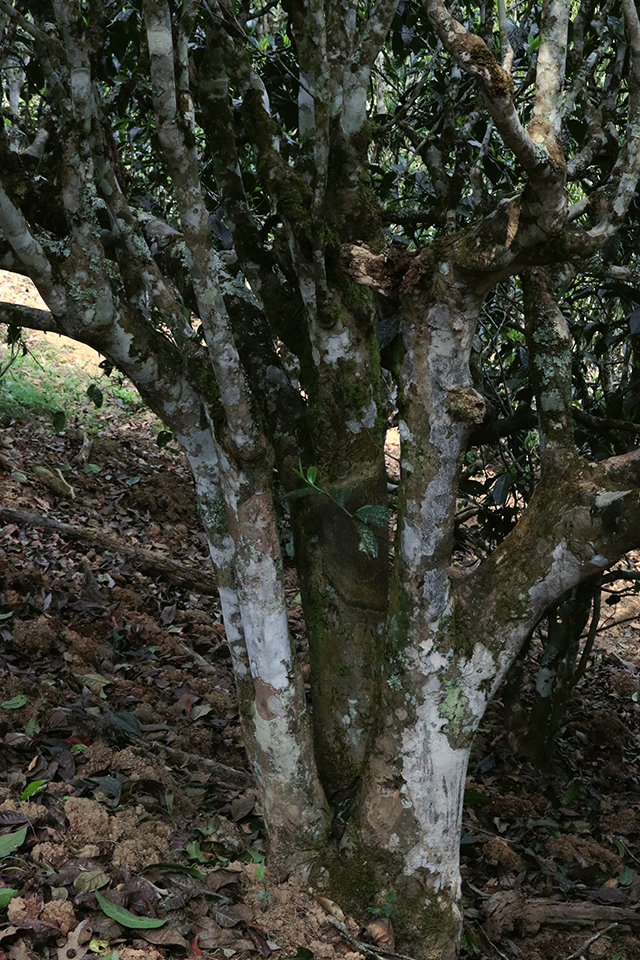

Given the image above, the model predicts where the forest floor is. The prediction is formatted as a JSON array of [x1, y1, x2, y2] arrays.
[[2, 272, 640, 960]]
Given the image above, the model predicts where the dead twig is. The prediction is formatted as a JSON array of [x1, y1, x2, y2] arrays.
[[326, 917, 418, 960], [561, 922, 618, 960]]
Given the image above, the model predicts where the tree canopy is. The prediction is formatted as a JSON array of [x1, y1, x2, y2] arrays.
[[2, 0, 640, 956]]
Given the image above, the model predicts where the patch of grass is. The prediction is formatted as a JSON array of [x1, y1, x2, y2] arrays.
[[0, 334, 152, 430]]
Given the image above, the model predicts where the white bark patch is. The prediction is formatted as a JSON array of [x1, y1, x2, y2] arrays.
[[401, 694, 468, 896], [239, 557, 291, 691], [421, 568, 450, 622], [341, 75, 368, 135], [457, 643, 495, 721], [70, 68, 91, 107], [346, 398, 377, 433], [528, 540, 582, 611], [398, 420, 412, 442], [146, 24, 173, 58], [218, 586, 249, 679], [252, 695, 303, 784], [312, 327, 354, 366], [298, 70, 316, 141], [536, 665, 555, 697], [595, 490, 632, 508], [401, 519, 423, 567]]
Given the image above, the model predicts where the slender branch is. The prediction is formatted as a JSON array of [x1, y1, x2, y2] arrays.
[[497, 0, 514, 71], [574, 579, 601, 682], [562, 924, 618, 960], [522, 268, 575, 471], [586, 0, 640, 243], [0, 0, 63, 50], [421, 0, 544, 177]]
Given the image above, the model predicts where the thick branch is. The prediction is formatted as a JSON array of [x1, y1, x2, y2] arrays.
[[529, 0, 570, 152], [462, 448, 640, 684], [144, 0, 259, 458], [0, 181, 66, 314], [356, 0, 399, 72]]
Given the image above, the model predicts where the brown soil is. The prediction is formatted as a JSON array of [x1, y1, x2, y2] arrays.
[[2, 272, 640, 960]]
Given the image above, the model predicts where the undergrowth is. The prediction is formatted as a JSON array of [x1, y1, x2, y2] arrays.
[[0, 332, 150, 432]]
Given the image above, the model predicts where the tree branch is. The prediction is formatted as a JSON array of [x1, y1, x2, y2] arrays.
[[356, 0, 399, 72], [586, 0, 640, 243], [523, 267, 575, 472], [0, 181, 66, 315], [421, 0, 544, 177], [462, 447, 640, 685], [529, 0, 570, 153]]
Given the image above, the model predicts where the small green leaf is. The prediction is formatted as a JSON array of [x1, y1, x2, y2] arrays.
[[306, 466, 317, 484], [186, 840, 207, 863], [156, 430, 173, 448], [84, 462, 101, 474], [21, 779, 48, 801], [24, 716, 40, 736], [632, 691, 639, 702], [86, 384, 104, 408], [353, 518, 378, 558], [619, 865, 634, 886], [141, 861, 206, 880], [95, 890, 167, 929], [613, 838, 626, 857], [0, 826, 28, 858], [52, 410, 67, 432], [0, 611, 13, 620], [2, 694, 28, 709], [331, 488, 352, 509], [283, 487, 314, 502], [0, 888, 19, 910], [562, 781, 580, 806], [354, 505, 392, 527]]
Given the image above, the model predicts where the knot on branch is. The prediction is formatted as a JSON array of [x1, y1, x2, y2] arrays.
[[342, 243, 413, 297], [446, 386, 486, 424]]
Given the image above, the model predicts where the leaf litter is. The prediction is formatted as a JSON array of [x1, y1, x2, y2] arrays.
[[1, 324, 640, 959]]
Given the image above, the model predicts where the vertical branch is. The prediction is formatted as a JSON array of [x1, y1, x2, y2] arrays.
[[529, 0, 570, 154], [143, 0, 331, 864], [497, 0, 514, 71], [522, 268, 575, 474], [144, 0, 258, 455], [587, 0, 640, 240]]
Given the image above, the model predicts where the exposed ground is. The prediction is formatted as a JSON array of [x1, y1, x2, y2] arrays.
[[2, 272, 640, 960]]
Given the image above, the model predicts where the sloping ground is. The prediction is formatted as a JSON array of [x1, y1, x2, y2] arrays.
[[1, 276, 640, 960]]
